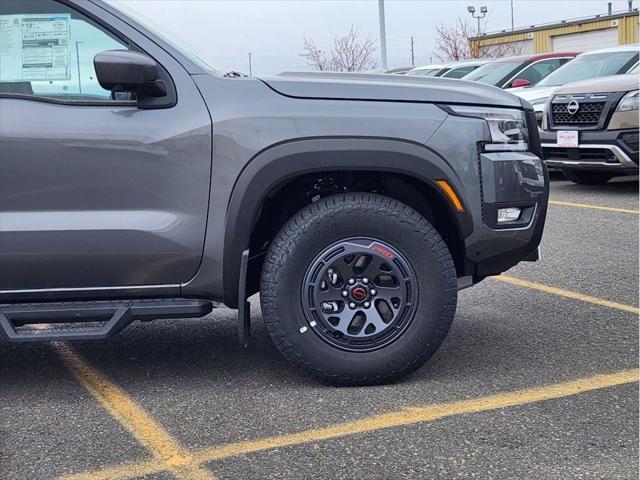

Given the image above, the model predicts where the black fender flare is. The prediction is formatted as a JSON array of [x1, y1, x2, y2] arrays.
[[223, 136, 473, 307]]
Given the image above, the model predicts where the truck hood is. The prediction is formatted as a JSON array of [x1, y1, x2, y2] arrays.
[[511, 86, 556, 104], [553, 74, 638, 95], [511, 74, 638, 103], [259, 71, 525, 108]]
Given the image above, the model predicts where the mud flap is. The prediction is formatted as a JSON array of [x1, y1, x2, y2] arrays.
[[238, 249, 251, 348]]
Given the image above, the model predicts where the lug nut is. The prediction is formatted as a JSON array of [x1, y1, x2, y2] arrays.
[[364, 301, 370, 308], [348, 278, 355, 285], [370, 289, 377, 296], [362, 278, 369, 284], [342, 290, 348, 297], [349, 302, 356, 309]]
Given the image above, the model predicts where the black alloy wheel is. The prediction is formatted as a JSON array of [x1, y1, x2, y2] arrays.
[[301, 237, 418, 352]]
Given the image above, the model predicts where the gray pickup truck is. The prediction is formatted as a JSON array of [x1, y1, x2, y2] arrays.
[[0, 0, 548, 384]]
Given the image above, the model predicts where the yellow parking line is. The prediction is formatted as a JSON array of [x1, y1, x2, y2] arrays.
[[53, 343, 215, 480], [59, 369, 639, 480], [494, 275, 640, 315], [549, 200, 639, 215], [193, 369, 639, 462]]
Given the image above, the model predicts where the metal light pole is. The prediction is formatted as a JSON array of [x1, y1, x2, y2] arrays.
[[248, 52, 252, 77], [378, 0, 388, 69], [467, 5, 488, 36], [410, 36, 415, 66], [510, 0, 514, 30]]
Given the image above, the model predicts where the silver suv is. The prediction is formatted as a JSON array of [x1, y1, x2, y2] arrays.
[[540, 74, 639, 184]]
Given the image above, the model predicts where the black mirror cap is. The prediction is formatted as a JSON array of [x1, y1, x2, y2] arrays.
[[94, 49, 167, 98]]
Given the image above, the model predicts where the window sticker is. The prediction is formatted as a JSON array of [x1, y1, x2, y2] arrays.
[[0, 13, 71, 82]]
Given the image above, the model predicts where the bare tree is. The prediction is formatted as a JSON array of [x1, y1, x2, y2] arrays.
[[330, 26, 378, 71], [434, 17, 478, 61], [478, 41, 530, 58], [434, 16, 529, 61], [301, 26, 378, 72], [301, 38, 332, 71]]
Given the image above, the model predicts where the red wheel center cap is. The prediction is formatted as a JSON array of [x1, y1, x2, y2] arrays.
[[351, 287, 368, 301]]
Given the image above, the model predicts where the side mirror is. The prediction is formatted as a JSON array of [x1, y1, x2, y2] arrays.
[[94, 50, 167, 99], [510, 78, 530, 88]]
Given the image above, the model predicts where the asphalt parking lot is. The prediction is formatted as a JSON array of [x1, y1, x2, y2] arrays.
[[1, 176, 638, 480]]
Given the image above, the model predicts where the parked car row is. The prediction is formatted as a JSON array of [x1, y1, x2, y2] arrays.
[[387, 45, 639, 184], [395, 52, 578, 87], [460, 52, 577, 88], [405, 58, 492, 79]]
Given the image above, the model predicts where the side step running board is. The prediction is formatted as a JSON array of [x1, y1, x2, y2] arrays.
[[0, 306, 133, 342], [0, 298, 213, 343]]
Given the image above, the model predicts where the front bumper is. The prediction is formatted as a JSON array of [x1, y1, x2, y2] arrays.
[[471, 151, 549, 276], [426, 110, 549, 281], [541, 129, 639, 173]]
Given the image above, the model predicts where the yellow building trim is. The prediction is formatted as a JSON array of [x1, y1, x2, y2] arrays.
[[619, 15, 640, 44], [533, 31, 547, 53], [476, 32, 530, 46], [470, 11, 639, 53]]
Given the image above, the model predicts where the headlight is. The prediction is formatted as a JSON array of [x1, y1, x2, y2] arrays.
[[446, 105, 528, 151], [616, 90, 639, 112]]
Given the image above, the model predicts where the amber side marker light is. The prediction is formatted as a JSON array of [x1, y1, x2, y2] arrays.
[[435, 180, 465, 212]]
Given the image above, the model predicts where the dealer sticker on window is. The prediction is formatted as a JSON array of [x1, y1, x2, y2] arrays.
[[0, 14, 71, 82], [557, 130, 579, 148]]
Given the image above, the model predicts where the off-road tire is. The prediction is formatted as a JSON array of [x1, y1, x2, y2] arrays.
[[260, 192, 458, 385]]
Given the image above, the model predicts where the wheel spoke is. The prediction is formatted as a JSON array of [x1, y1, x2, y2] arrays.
[[362, 308, 389, 336], [334, 309, 356, 334], [330, 259, 355, 287], [362, 256, 387, 281], [316, 287, 343, 303], [373, 285, 402, 301]]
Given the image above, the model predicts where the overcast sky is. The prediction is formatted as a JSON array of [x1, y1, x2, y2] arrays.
[[112, 0, 637, 75]]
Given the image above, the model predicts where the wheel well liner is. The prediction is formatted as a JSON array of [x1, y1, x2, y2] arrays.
[[223, 137, 473, 307]]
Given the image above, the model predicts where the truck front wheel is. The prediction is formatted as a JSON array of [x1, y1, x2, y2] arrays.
[[260, 193, 458, 385]]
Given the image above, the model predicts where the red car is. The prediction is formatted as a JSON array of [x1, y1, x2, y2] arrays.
[[463, 52, 579, 89]]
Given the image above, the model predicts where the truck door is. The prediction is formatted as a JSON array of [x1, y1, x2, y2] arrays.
[[0, 0, 212, 295]]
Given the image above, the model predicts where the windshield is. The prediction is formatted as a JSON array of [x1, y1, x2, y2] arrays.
[[536, 51, 638, 87], [406, 68, 444, 77], [108, 1, 221, 75], [462, 60, 522, 85], [442, 65, 477, 79]]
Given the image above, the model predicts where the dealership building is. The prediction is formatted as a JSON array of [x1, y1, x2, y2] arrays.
[[470, 8, 639, 55]]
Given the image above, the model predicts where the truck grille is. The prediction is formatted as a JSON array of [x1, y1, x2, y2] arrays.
[[551, 102, 605, 127], [548, 92, 622, 130]]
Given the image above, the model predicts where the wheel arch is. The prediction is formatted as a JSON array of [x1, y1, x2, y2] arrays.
[[223, 137, 473, 307]]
